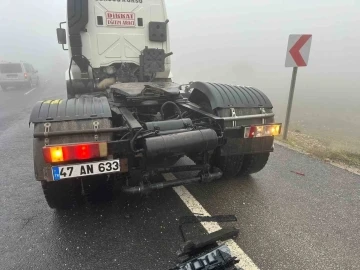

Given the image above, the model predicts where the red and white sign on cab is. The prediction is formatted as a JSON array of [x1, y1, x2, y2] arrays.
[[285, 34, 312, 67], [106, 12, 135, 27]]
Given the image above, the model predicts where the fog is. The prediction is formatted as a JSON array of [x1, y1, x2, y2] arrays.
[[0, 0, 359, 151], [167, 0, 360, 151]]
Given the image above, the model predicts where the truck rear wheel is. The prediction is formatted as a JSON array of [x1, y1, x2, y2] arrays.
[[41, 179, 82, 210], [83, 176, 114, 204], [213, 152, 243, 178], [195, 94, 271, 178], [196, 99, 244, 178], [238, 153, 270, 176]]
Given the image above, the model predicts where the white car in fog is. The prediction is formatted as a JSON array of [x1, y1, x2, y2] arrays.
[[0, 62, 39, 91]]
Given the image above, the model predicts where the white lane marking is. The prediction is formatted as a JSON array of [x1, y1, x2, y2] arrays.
[[24, 88, 36, 95], [163, 173, 260, 270]]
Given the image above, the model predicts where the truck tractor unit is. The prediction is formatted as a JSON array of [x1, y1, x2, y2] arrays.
[[30, 0, 281, 209]]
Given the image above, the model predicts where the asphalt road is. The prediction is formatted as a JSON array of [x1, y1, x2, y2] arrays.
[[0, 80, 359, 270]]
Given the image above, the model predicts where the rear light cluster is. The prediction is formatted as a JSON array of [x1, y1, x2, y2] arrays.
[[24, 73, 28, 79], [244, 124, 281, 138], [43, 142, 108, 163]]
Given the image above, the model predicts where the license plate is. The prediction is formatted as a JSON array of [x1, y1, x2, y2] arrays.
[[52, 160, 120, 181]]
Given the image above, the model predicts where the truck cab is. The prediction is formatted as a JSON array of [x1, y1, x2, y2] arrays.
[[57, 0, 172, 97]]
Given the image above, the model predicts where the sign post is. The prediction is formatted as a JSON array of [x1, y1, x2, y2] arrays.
[[283, 34, 312, 140]]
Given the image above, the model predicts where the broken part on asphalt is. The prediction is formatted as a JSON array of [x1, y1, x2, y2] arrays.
[[169, 215, 241, 270]]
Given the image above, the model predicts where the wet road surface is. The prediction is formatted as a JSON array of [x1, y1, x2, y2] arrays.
[[0, 80, 359, 270]]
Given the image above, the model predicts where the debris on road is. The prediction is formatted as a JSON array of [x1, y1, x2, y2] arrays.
[[290, 170, 305, 176]]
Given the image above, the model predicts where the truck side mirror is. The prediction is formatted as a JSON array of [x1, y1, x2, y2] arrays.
[[56, 28, 67, 45]]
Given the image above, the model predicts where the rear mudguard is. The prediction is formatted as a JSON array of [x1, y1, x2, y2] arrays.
[[29, 96, 112, 124], [188, 81, 273, 110], [188, 82, 276, 156], [30, 97, 113, 181]]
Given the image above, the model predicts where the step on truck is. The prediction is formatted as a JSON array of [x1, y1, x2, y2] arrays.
[[30, 0, 282, 209]]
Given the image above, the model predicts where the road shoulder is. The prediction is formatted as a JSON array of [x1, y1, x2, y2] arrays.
[[275, 140, 360, 176]]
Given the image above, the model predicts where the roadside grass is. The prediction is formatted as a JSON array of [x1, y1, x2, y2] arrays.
[[276, 131, 360, 169]]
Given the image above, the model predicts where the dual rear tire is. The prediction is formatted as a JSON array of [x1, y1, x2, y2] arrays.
[[213, 151, 270, 178], [41, 179, 82, 209], [197, 98, 270, 178], [41, 176, 114, 210], [240, 153, 270, 176]]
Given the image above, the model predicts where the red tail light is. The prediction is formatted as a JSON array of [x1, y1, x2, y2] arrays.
[[24, 73, 28, 78], [247, 126, 257, 138], [43, 142, 108, 163]]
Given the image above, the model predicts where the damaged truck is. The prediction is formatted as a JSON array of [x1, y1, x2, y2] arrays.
[[30, 0, 281, 209]]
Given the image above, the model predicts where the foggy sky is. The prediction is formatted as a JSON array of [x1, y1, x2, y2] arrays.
[[0, 0, 359, 143], [0, 1, 359, 85]]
